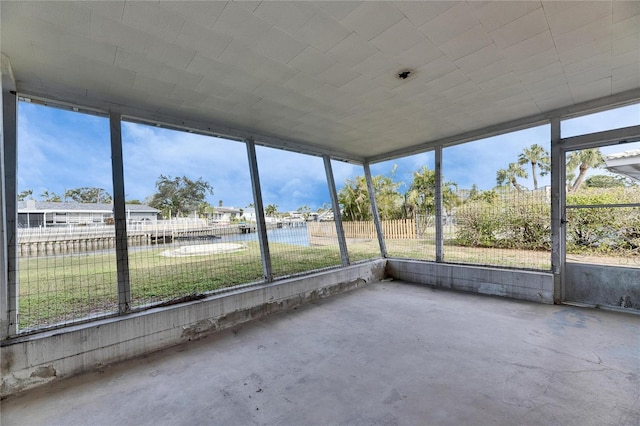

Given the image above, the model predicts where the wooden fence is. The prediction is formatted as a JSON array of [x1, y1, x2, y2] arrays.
[[308, 219, 417, 240]]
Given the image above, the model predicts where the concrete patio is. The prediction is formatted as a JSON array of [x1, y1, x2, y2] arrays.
[[2, 280, 638, 426]]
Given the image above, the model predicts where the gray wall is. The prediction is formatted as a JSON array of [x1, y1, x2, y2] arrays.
[[386, 260, 554, 304], [565, 262, 639, 310]]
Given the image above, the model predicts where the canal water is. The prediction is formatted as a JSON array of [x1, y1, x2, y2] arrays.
[[219, 225, 310, 247]]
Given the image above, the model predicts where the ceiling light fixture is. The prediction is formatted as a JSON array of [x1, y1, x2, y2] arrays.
[[397, 69, 413, 80]]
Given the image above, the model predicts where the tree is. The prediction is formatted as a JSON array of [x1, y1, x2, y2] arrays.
[[585, 174, 627, 188], [148, 175, 214, 218], [518, 144, 550, 190], [65, 187, 112, 203], [337, 172, 403, 222], [496, 163, 528, 192], [17, 189, 33, 201], [567, 149, 603, 192], [404, 166, 459, 217], [371, 173, 403, 220], [297, 205, 311, 220], [338, 175, 372, 221], [40, 190, 62, 202], [264, 204, 278, 218], [126, 199, 142, 205]]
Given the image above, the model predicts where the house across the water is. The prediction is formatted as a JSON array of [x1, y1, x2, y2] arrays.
[[17, 200, 159, 228]]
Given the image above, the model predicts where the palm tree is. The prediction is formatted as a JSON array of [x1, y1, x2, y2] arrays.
[[338, 176, 372, 221], [566, 148, 603, 192], [40, 190, 62, 202], [496, 162, 528, 192], [405, 166, 459, 217], [264, 204, 279, 218], [518, 144, 550, 190]]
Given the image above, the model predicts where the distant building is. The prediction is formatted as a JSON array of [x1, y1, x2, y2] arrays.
[[207, 207, 256, 224], [17, 200, 159, 228]]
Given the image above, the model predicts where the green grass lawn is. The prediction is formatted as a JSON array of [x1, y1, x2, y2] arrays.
[[17, 241, 382, 330], [20, 236, 630, 331]]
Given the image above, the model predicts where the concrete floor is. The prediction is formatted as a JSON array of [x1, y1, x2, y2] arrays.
[[2, 280, 639, 426]]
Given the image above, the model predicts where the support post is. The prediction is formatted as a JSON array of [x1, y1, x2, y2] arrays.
[[434, 146, 444, 262], [323, 155, 349, 266], [1, 90, 18, 338], [364, 162, 387, 257], [246, 139, 273, 282], [550, 117, 565, 303], [109, 111, 131, 314]]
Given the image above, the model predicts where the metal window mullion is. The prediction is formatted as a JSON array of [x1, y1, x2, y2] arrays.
[[435, 146, 444, 262], [2, 89, 17, 337], [560, 124, 640, 151], [246, 139, 273, 282], [323, 155, 349, 267], [363, 162, 387, 257], [109, 111, 131, 314], [550, 117, 565, 304]]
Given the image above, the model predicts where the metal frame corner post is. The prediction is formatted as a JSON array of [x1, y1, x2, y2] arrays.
[[245, 139, 273, 282], [109, 111, 131, 314], [2, 87, 18, 337], [434, 146, 444, 262], [363, 162, 387, 257], [323, 155, 349, 266], [550, 117, 565, 304]]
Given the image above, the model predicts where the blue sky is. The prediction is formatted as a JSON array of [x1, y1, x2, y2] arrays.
[[17, 102, 640, 211]]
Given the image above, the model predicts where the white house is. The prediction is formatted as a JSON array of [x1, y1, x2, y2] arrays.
[[17, 200, 159, 228], [207, 206, 256, 224]]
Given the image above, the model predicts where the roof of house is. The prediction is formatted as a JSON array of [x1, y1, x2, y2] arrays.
[[604, 149, 640, 182]]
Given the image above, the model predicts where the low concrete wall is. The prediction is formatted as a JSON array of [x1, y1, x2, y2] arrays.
[[0, 260, 386, 398], [565, 262, 639, 310], [386, 260, 553, 304]]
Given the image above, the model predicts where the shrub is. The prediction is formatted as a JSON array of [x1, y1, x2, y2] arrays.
[[455, 187, 639, 255], [455, 191, 550, 250], [566, 188, 640, 254]]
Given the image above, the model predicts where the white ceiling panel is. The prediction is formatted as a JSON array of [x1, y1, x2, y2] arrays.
[[157, 1, 226, 29], [396, 1, 460, 27], [122, 2, 185, 43], [613, 1, 640, 22], [295, 10, 351, 53], [2, 1, 639, 162], [438, 25, 492, 61], [544, 1, 612, 36], [326, 32, 379, 68], [341, 2, 404, 41], [255, 26, 308, 64], [369, 18, 425, 56], [488, 7, 548, 49], [253, 1, 318, 34], [472, 1, 541, 32], [419, 2, 479, 45]]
